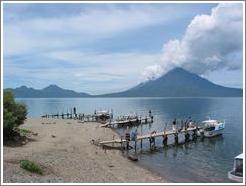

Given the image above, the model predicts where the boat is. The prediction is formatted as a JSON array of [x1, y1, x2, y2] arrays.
[[202, 118, 225, 137], [228, 153, 243, 182], [94, 110, 113, 122]]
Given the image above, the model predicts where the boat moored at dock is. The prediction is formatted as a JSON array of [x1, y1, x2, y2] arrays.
[[202, 118, 225, 137], [94, 110, 113, 123]]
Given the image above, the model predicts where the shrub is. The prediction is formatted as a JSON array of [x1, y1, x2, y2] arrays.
[[15, 103, 28, 125], [18, 128, 32, 136], [20, 160, 43, 175], [3, 91, 27, 139]]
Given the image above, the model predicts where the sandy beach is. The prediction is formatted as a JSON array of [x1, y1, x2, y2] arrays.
[[3, 118, 166, 183]]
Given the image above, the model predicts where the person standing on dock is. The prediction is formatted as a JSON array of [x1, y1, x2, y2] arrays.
[[172, 118, 177, 131], [149, 110, 152, 117], [73, 107, 77, 118]]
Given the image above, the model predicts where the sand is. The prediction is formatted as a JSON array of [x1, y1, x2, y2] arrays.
[[3, 118, 166, 183]]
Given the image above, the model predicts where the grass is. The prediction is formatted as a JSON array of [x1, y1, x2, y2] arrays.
[[19, 128, 32, 135], [20, 160, 43, 175]]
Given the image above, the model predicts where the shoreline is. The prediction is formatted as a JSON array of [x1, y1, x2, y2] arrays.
[[3, 118, 166, 183]]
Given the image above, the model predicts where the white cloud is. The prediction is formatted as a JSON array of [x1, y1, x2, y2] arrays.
[[4, 3, 243, 91], [143, 3, 243, 80], [3, 5, 184, 56]]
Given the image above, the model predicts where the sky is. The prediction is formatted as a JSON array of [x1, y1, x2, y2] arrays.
[[3, 2, 244, 95]]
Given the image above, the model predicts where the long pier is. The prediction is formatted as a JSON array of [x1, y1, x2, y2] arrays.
[[41, 108, 113, 123], [137, 126, 201, 140], [42, 107, 154, 127], [41, 113, 106, 122], [99, 125, 203, 150]]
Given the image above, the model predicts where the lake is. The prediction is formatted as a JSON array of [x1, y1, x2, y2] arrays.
[[16, 97, 243, 183]]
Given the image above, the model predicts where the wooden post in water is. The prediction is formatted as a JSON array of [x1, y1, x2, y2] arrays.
[[186, 132, 190, 142], [163, 134, 168, 147], [140, 119, 143, 149], [149, 135, 155, 150], [149, 138, 151, 150], [174, 133, 179, 145], [184, 127, 188, 142], [192, 127, 198, 141], [133, 129, 137, 152]]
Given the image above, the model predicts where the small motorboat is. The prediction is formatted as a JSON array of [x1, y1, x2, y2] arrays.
[[228, 153, 243, 182], [94, 110, 112, 122], [202, 118, 225, 137]]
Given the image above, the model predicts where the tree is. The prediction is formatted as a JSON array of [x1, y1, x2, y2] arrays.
[[3, 91, 27, 140]]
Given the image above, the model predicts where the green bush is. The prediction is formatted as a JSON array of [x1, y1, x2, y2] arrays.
[[3, 91, 27, 139], [20, 160, 43, 175], [19, 128, 32, 136]]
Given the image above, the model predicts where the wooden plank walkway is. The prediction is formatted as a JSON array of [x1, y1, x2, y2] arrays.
[[99, 126, 201, 145], [99, 139, 127, 145], [137, 126, 201, 140], [100, 116, 153, 128]]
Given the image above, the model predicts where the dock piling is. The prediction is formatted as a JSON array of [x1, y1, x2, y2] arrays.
[[163, 135, 168, 147], [174, 133, 179, 145]]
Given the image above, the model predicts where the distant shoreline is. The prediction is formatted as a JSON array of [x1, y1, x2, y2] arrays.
[[5, 68, 243, 98], [3, 118, 166, 183]]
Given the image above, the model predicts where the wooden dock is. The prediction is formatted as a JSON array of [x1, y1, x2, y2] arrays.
[[99, 125, 203, 150], [99, 138, 127, 145], [101, 115, 153, 128], [41, 107, 113, 123], [41, 108, 154, 127], [137, 126, 201, 140]]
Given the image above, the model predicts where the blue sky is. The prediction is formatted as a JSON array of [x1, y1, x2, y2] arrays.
[[3, 3, 243, 94]]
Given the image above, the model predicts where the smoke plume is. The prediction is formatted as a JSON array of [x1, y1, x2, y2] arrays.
[[143, 3, 243, 80]]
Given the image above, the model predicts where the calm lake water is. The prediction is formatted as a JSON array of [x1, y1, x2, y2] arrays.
[[16, 97, 243, 183]]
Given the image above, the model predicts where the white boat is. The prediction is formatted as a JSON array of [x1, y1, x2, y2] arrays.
[[228, 153, 243, 182], [95, 110, 110, 116], [94, 110, 112, 122], [202, 118, 225, 137]]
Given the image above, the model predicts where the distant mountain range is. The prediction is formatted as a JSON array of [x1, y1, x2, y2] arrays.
[[5, 84, 90, 98], [5, 68, 243, 98]]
